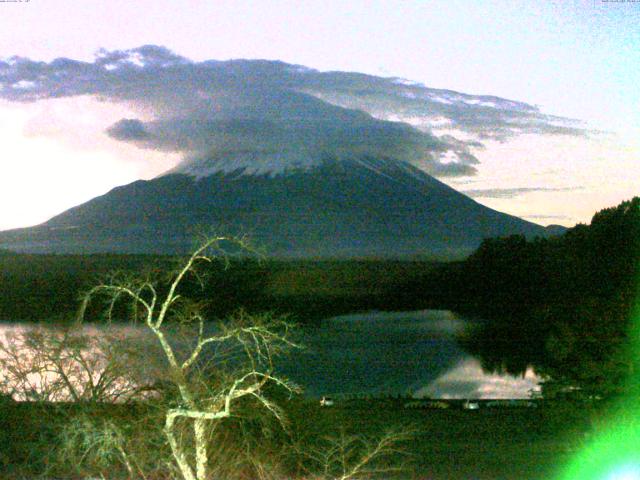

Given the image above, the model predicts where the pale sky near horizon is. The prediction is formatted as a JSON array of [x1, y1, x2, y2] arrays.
[[0, 0, 638, 230]]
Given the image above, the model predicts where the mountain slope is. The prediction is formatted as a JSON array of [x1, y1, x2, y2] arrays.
[[0, 156, 547, 258]]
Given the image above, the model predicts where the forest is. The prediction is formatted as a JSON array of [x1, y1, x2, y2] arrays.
[[429, 197, 640, 400], [0, 250, 436, 323]]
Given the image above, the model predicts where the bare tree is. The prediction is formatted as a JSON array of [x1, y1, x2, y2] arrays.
[[297, 429, 413, 480], [78, 237, 299, 480], [0, 324, 152, 403]]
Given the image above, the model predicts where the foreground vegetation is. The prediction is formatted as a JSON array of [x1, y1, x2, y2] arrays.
[[1, 238, 417, 479], [0, 395, 595, 479]]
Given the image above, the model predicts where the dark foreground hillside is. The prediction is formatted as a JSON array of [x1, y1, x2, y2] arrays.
[[314, 399, 589, 480], [0, 397, 591, 479]]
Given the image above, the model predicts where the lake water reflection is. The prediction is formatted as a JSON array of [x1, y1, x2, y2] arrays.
[[281, 309, 539, 399], [0, 310, 539, 400]]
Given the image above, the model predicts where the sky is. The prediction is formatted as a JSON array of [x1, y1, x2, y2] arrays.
[[0, 0, 638, 230]]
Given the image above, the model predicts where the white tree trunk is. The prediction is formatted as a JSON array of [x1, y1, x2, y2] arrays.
[[165, 414, 197, 480], [194, 418, 209, 480]]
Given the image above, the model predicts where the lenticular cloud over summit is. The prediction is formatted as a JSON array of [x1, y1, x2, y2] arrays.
[[0, 45, 587, 178], [0, 46, 568, 257]]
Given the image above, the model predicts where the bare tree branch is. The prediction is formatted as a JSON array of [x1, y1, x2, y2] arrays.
[[74, 236, 299, 480]]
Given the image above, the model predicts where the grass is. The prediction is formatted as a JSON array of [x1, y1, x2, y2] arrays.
[[286, 398, 590, 480], [0, 397, 592, 479]]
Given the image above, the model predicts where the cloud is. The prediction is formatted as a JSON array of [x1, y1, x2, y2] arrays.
[[0, 46, 589, 177], [304, 78, 590, 141], [428, 162, 478, 177], [462, 186, 583, 199], [106, 118, 150, 141], [523, 214, 573, 221]]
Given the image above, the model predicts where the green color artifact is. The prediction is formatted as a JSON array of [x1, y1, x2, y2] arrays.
[[558, 296, 640, 480]]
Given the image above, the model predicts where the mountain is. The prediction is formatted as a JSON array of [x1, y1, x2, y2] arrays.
[[0, 155, 548, 258], [543, 224, 568, 237], [0, 51, 580, 258]]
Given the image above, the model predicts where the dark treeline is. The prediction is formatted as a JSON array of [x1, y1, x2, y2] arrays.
[[416, 197, 640, 399], [0, 252, 162, 322], [0, 251, 437, 323]]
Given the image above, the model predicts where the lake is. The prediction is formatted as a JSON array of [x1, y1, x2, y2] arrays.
[[281, 309, 539, 399], [0, 310, 539, 400]]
